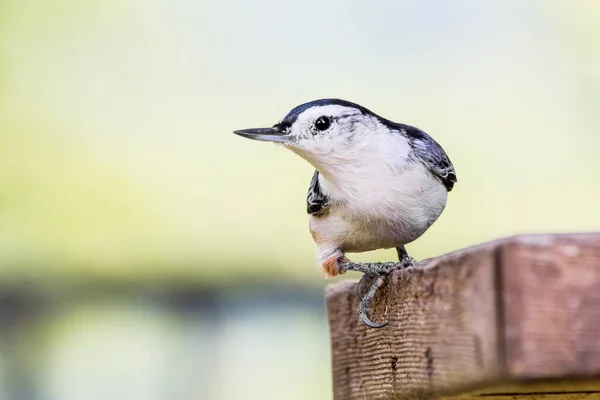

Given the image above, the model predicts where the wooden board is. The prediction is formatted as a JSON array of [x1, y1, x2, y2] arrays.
[[326, 234, 600, 400]]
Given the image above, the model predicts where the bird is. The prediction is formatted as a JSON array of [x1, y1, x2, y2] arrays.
[[233, 99, 457, 328]]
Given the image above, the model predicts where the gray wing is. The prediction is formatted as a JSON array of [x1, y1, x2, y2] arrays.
[[401, 125, 457, 191], [306, 170, 331, 216]]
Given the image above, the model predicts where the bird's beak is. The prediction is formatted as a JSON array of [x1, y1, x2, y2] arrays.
[[233, 127, 291, 143]]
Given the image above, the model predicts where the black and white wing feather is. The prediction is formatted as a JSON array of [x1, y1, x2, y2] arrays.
[[306, 170, 331, 216], [399, 124, 457, 192]]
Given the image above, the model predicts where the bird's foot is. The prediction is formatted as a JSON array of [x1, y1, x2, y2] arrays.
[[355, 256, 415, 299], [357, 274, 388, 328], [339, 256, 415, 329]]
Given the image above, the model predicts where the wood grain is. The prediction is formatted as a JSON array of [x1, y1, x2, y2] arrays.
[[326, 233, 600, 400]]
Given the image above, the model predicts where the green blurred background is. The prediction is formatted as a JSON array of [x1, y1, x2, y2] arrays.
[[0, 0, 599, 399]]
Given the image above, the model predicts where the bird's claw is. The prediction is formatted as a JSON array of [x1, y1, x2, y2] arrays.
[[359, 310, 388, 328], [351, 254, 416, 328], [357, 274, 388, 328], [356, 273, 373, 300]]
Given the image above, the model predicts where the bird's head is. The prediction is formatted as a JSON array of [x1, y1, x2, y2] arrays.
[[233, 99, 409, 172]]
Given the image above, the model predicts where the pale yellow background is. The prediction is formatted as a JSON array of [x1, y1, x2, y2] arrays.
[[0, 1, 599, 399]]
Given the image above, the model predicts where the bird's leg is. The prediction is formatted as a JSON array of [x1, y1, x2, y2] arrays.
[[340, 246, 416, 328], [340, 260, 404, 275], [396, 245, 416, 266], [356, 246, 415, 299]]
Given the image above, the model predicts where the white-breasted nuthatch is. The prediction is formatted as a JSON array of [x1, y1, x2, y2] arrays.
[[234, 99, 457, 328]]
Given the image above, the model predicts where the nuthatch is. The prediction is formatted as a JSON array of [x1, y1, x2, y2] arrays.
[[234, 99, 457, 328]]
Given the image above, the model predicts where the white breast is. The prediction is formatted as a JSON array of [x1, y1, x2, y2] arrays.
[[310, 133, 448, 254], [313, 165, 447, 253]]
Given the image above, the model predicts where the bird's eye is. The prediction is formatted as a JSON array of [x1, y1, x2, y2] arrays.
[[314, 116, 331, 131]]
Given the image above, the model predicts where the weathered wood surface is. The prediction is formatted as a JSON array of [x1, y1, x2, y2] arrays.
[[326, 233, 600, 400]]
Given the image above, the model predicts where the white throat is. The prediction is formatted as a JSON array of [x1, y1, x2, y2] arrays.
[[288, 125, 414, 201]]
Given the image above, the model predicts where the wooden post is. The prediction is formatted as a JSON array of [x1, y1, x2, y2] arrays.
[[326, 233, 600, 400]]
